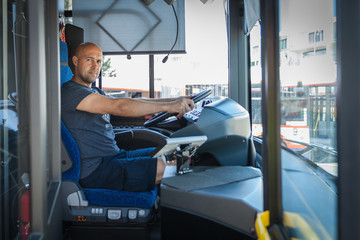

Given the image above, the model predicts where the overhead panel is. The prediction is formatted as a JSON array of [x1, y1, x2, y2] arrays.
[[72, 0, 185, 54]]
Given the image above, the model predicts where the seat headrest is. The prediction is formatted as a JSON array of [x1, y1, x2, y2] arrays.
[[65, 24, 84, 73]]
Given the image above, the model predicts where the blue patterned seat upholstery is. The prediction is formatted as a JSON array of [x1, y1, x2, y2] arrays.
[[60, 41, 73, 85], [61, 121, 80, 181], [60, 40, 158, 209]]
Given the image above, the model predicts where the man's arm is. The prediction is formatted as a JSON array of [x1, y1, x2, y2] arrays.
[[136, 95, 191, 103], [76, 93, 194, 118]]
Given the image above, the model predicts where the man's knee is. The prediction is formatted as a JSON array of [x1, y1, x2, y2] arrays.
[[155, 158, 166, 184]]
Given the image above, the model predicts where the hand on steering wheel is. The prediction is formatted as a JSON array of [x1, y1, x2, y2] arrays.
[[172, 97, 195, 119], [144, 89, 212, 128]]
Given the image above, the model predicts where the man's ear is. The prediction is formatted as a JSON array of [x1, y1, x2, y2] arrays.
[[72, 55, 78, 66]]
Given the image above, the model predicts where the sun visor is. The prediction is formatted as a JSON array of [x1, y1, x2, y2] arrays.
[[244, 0, 260, 35], [72, 0, 185, 55]]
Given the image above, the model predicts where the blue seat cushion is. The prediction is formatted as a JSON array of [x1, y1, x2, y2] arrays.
[[83, 186, 158, 208], [61, 121, 158, 208]]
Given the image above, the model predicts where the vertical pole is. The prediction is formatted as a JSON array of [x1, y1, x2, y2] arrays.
[[1, 0, 9, 239], [98, 70, 102, 89], [260, 0, 283, 227], [228, 0, 250, 110], [45, 0, 63, 238], [28, 0, 47, 237], [337, 0, 360, 239], [46, 0, 61, 180], [149, 54, 154, 98]]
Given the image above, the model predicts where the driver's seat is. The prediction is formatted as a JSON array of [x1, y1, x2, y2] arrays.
[[60, 34, 159, 223]]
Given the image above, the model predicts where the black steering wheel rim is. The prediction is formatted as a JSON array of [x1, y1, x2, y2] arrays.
[[8, 92, 18, 105], [144, 89, 212, 128]]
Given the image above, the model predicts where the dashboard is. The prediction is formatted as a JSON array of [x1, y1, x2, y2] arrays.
[[172, 96, 255, 166]]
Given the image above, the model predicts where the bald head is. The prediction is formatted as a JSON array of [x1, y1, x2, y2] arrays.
[[71, 42, 103, 87], [75, 42, 102, 58]]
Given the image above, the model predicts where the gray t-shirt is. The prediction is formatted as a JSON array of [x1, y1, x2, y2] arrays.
[[61, 81, 120, 178]]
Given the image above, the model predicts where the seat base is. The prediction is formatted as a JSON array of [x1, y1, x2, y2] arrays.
[[61, 181, 159, 223]]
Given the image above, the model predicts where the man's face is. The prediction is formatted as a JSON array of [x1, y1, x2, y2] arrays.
[[73, 45, 102, 85]]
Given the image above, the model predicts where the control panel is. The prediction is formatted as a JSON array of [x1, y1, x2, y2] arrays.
[[67, 206, 153, 223]]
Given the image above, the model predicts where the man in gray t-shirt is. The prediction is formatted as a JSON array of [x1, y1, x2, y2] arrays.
[[62, 81, 120, 179], [61, 42, 194, 192]]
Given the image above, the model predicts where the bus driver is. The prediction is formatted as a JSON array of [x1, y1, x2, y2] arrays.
[[61, 42, 194, 192]]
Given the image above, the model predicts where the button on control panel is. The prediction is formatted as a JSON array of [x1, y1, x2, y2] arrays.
[[107, 210, 121, 220], [128, 209, 137, 220], [91, 207, 104, 215]]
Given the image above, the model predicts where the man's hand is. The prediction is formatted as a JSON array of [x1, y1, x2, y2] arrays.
[[168, 98, 195, 118]]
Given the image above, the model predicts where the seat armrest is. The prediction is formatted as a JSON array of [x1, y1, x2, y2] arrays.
[[115, 128, 167, 150], [61, 141, 73, 172]]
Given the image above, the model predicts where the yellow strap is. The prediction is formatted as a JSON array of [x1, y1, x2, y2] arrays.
[[255, 211, 324, 240], [255, 211, 271, 240]]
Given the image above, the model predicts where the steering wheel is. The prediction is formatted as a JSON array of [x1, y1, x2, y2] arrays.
[[144, 89, 212, 128], [8, 92, 18, 105]]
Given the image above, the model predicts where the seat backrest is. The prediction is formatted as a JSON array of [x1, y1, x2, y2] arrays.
[[60, 39, 81, 181]]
